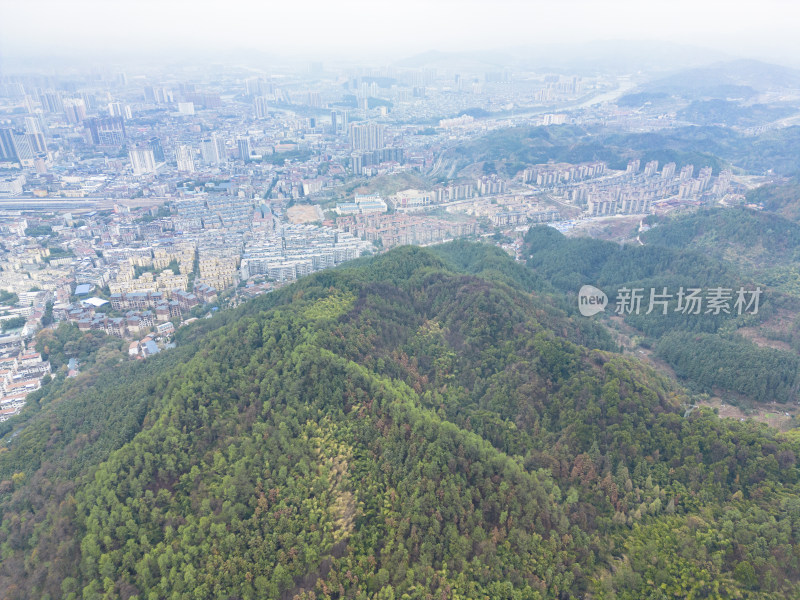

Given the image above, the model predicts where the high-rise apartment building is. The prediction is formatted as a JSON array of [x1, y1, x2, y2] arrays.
[[64, 99, 87, 124], [176, 145, 195, 172], [254, 97, 269, 118], [144, 86, 172, 104], [201, 135, 226, 165], [237, 137, 252, 161], [0, 128, 18, 162], [148, 137, 165, 163], [40, 90, 64, 114], [0, 128, 39, 166], [129, 148, 157, 175], [245, 77, 267, 97], [86, 116, 126, 146], [349, 122, 385, 151], [109, 102, 133, 120]]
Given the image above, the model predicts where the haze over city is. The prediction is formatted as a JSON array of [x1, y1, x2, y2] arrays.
[[3, 0, 800, 67]]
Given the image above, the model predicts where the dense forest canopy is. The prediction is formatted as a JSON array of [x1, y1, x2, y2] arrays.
[[1, 243, 799, 599]]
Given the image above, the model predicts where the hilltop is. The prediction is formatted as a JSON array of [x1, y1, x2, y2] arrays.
[[1, 243, 799, 599]]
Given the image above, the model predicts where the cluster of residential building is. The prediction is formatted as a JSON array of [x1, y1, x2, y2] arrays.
[[336, 213, 476, 248], [240, 224, 370, 281], [0, 338, 49, 422], [523, 161, 606, 186], [517, 159, 735, 217], [582, 161, 731, 217], [446, 194, 561, 226]]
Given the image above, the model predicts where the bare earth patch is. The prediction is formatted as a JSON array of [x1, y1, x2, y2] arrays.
[[699, 396, 797, 432], [738, 308, 797, 352], [287, 204, 323, 224]]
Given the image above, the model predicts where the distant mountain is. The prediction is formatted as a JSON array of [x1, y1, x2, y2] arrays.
[[395, 41, 730, 75], [631, 59, 800, 99], [393, 49, 515, 72], [677, 99, 798, 127], [510, 40, 731, 75]]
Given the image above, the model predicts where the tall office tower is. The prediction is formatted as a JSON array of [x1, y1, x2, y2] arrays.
[[254, 96, 269, 118], [148, 137, 165, 163], [330, 110, 338, 134], [40, 90, 64, 114], [63, 99, 87, 124], [237, 137, 252, 161], [85, 116, 126, 146], [349, 122, 385, 151], [176, 145, 195, 172], [143, 86, 156, 103], [129, 148, 157, 175]]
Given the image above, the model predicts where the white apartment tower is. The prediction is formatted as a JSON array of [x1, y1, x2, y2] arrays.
[[129, 148, 157, 175], [176, 145, 195, 173]]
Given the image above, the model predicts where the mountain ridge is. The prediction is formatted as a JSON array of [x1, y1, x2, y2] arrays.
[[1, 243, 799, 599]]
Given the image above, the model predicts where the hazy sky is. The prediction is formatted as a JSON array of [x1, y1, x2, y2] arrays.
[[2, 0, 800, 65]]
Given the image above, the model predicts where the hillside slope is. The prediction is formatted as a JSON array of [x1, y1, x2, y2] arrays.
[[1, 245, 799, 599]]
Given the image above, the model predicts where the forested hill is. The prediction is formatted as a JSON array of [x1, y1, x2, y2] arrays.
[[641, 206, 800, 269], [522, 221, 800, 405], [2, 244, 800, 599]]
